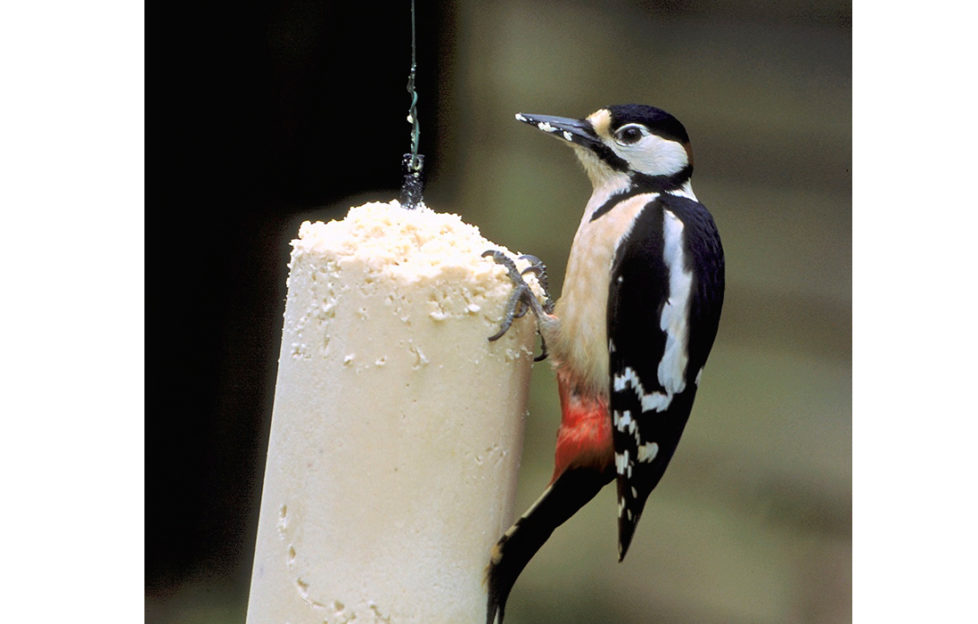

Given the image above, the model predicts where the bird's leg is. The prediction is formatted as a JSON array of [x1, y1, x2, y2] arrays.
[[482, 250, 554, 361]]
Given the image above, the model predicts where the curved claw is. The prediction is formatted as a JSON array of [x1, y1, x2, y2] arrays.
[[482, 249, 553, 361], [482, 249, 521, 280], [517, 254, 555, 313], [486, 284, 533, 342], [533, 338, 549, 362]]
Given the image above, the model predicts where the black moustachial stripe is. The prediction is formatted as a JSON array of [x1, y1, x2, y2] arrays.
[[590, 187, 650, 222]]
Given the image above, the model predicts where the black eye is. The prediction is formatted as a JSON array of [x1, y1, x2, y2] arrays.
[[616, 124, 645, 145]]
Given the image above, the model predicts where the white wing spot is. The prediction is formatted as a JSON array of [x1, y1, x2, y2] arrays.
[[695, 367, 704, 386], [562, 130, 574, 142], [616, 410, 634, 433], [637, 442, 659, 463], [614, 366, 673, 412], [615, 450, 632, 476], [537, 121, 555, 132]]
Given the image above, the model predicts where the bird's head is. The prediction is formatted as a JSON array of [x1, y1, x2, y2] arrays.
[[516, 104, 693, 192]]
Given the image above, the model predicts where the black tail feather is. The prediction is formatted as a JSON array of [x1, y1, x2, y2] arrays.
[[486, 467, 612, 624]]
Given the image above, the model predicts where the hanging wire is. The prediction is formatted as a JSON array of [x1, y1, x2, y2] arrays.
[[407, 0, 420, 169], [400, 0, 425, 208]]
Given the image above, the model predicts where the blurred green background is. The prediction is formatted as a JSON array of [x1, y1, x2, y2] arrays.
[[147, 1, 850, 622]]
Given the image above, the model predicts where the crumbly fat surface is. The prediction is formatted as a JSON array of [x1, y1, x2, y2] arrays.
[[294, 201, 527, 291]]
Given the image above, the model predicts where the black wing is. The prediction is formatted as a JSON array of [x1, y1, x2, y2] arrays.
[[607, 193, 724, 560]]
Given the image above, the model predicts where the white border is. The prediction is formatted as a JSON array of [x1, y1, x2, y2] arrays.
[[0, 1, 144, 620], [854, 2, 977, 621]]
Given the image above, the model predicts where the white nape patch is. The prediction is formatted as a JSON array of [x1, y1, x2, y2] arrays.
[[637, 442, 659, 463], [611, 133, 689, 178], [695, 367, 703, 386], [657, 209, 693, 395], [666, 180, 698, 201]]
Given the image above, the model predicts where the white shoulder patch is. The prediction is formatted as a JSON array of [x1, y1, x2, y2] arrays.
[[657, 209, 692, 396], [610, 209, 693, 414]]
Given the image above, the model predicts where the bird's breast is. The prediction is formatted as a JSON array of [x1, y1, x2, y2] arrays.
[[551, 191, 658, 396]]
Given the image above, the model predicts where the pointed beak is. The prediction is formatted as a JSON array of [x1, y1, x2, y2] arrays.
[[515, 113, 603, 151]]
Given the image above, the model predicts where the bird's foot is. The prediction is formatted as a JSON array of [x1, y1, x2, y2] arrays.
[[482, 250, 553, 361], [514, 254, 555, 314]]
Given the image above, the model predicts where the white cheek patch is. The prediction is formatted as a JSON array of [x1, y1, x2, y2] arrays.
[[613, 134, 689, 178]]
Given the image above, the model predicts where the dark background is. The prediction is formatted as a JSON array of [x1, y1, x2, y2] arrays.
[[146, 0, 451, 594], [146, 1, 851, 622]]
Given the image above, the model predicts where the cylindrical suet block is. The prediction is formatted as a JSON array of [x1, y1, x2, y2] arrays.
[[247, 201, 540, 624]]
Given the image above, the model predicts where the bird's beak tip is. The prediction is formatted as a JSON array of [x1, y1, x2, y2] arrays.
[[514, 112, 586, 144]]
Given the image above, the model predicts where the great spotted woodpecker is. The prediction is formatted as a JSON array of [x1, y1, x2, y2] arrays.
[[484, 104, 725, 624]]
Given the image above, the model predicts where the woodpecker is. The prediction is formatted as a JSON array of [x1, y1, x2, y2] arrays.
[[484, 104, 724, 624]]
